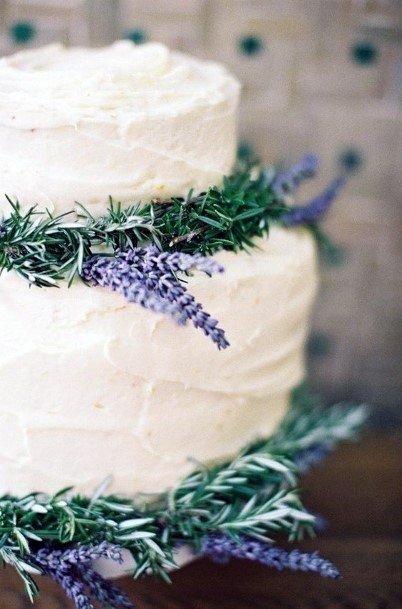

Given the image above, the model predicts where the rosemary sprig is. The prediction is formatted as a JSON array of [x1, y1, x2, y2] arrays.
[[0, 388, 366, 600]]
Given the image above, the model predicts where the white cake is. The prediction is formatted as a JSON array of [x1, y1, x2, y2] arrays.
[[0, 42, 318, 497]]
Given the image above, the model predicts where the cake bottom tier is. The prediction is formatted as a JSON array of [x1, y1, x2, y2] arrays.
[[0, 386, 289, 497], [0, 227, 317, 497]]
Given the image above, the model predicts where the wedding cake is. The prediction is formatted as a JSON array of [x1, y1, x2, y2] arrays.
[[0, 42, 317, 497], [0, 41, 363, 607]]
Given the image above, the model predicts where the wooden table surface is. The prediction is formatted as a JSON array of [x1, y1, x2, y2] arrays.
[[1, 434, 401, 609]]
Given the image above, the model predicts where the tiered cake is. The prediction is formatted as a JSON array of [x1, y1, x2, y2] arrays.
[[0, 41, 317, 497]]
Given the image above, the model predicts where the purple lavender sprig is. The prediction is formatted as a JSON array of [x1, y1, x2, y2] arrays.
[[82, 246, 229, 350], [31, 543, 133, 609], [135, 247, 228, 349], [78, 566, 134, 609], [141, 248, 224, 276], [33, 541, 124, 571], [52, 572, 93, 609], [81, 254, 179, 319], [272, 154, 319, 197], [201, 534, 340, 579], [281, 175, 346, 226], [294, 444, 332, 474]]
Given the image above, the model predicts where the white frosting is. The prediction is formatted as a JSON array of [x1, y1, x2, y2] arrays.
[[0, 42, 239, 216], [0, 227, 318, 497]]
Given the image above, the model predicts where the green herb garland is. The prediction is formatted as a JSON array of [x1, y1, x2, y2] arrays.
[[0, 158, 341, 288], [0, 386, 366, 601]]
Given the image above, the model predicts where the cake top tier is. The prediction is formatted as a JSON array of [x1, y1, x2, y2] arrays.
[[0, 42, 239, 217]]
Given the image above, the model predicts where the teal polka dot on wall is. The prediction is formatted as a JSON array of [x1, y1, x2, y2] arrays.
[[237, 140, 255, 161], [125, 28, 147, 45], [338, 147, 364, 173], [321, 245, 346, 267], [307, 333, 332, 358], [9, 21, 36, 44], [238, 34, 264, 57], [350, 40, 378, 66]]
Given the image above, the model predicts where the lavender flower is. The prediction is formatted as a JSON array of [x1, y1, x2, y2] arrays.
[[78, 566, 133, 609], [272, 154, 319, 197], [294, 444, 332, 474], [31, 543, 133, 609], [201, 534, 340, 579], [139, 247, 224, 276], [281, 175, 346, 226], [82, 246, 229, 349], [137, 247, 228, 349], [52, 572, 92, 609], [81, 254, 179, 318], [33, 542, 123, 571], [0, 220, 6, 239]]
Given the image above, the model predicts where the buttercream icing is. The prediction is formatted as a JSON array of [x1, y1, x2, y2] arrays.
[[0, 42, 239, 216]]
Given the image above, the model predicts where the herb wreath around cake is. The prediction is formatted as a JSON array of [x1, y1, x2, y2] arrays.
[[0, 42, 366, 608]]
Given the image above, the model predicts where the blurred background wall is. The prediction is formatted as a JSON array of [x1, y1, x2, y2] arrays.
[[0, 0, 401, 425]]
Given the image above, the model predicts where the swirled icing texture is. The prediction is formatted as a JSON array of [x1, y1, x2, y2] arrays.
[[0, 42, 239, 216], [0, 227, 318, 497]]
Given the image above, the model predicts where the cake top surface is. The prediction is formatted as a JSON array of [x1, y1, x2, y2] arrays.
[[0, 41, 239, 128]]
